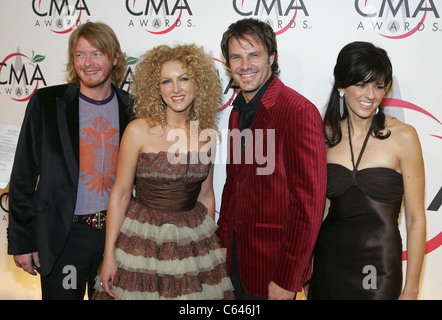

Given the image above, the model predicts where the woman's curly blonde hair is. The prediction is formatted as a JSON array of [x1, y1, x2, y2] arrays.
[[132, 44, 222, 132]]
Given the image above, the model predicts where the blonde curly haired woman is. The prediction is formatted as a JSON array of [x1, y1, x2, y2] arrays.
[[92, 44, 234, 300]]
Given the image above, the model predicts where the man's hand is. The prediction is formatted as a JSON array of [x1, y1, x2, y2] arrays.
[[268, 281, 296, 300], [13, 252, 40, 276]]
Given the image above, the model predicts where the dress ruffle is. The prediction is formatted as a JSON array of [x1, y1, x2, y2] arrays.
[[92, 199, 234, 300], [92, 152, 234, 300]]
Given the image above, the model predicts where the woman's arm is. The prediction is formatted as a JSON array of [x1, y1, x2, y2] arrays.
[[100, 119, 144, 297], [397, 124, 426, 300], [197, 164, 215, 220]]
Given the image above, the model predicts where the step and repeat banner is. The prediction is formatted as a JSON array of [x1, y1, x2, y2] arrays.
[[0, 0, 441, 299]]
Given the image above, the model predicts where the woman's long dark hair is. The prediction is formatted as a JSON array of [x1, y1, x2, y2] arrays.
[[324, 41, 393, 147]]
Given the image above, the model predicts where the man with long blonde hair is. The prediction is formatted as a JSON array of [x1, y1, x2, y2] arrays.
[[8, 22, 133, 299]]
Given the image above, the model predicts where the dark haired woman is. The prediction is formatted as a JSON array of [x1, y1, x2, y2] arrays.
[[308, 42, 426, 300]]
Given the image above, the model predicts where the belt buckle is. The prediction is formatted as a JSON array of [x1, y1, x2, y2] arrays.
[[85, 211, 106, 229]]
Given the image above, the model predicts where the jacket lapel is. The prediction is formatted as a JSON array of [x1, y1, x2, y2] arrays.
[[236, 78, 281, 170], [56, 85, 79, 185], [227, 97, 272, 172], [114, 84, 132, 140], [249, 77, 284, 159]]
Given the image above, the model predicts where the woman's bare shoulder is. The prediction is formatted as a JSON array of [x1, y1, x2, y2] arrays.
[[385, 116, 419, 141]]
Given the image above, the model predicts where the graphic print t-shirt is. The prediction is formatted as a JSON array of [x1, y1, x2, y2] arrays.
[[74, 91, 120, 215]]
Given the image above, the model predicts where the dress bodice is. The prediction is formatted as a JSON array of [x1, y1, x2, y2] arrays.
[[327, 164, 403, 202], [327, 118, 403, 202], [134, 151, 212, 211]]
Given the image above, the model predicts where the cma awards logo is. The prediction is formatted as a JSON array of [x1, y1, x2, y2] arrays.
[[232, 0, 311, 35], [125, 0, 194, 34], [0, 50, 47, 102], [355, 0, 441, 39], [120, 55, 138, 93], [32, 0, 91, 34], [382, 95, 442, 258]]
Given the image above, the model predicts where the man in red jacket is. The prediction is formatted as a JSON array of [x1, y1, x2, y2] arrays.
[[217, 18, 327, 300]]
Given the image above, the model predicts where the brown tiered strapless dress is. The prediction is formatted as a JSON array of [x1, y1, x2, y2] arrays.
[[92, 151, 234, 300]]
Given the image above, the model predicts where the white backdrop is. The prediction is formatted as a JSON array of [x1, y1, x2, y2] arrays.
[[0, 0, 441, 300]]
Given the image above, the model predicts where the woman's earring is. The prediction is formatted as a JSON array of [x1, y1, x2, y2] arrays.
[[339, 91, 345, 118]]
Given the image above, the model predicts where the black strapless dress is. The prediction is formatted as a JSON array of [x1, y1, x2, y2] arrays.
[[308, 124, 404, 300]]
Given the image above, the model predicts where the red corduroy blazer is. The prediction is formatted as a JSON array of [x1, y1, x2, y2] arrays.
[[217, 77, 327, 296]]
